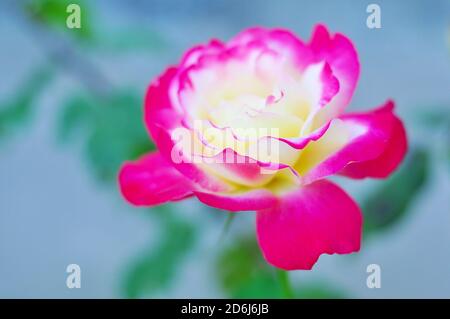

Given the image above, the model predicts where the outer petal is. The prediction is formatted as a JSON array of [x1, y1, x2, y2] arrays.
[[309, 24, 360, 125], [229, 27, 315, 71], [256, 180, 362, 270], [194, 188, 277, 212], [145, 67, 184, 140], [119, 152, 193, 206], [338, 110, 407, 179], [299, 101, 406, 184], [193, 167, 300, 212], [179, 39, 225, 67], [145, 67, 233, 192]]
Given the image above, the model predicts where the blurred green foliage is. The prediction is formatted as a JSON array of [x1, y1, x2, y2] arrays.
[[24, 0, 166, 52], [295, 283, 347, 299], [217, 236, 284, 298], [122, 206, 197, 298], [0, 65, 53, 141], [216, 235, 346, 298], [417, 106, 450, 171], [417, 106, 450, 128], [58, 90, 155, 181], [25, 0, 93, 41], [363, 148, 429, 236]]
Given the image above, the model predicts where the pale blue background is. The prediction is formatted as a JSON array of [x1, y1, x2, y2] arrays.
[[0, 0, 449, 297]]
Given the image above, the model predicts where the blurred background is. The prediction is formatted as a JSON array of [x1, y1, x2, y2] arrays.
[[0, 0, 449, 298]]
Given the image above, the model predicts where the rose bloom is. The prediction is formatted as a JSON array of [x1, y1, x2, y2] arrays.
[[119, 25, 407, 270]]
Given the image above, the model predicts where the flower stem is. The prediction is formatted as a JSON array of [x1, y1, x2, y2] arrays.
[[277, 270, 295, 299]]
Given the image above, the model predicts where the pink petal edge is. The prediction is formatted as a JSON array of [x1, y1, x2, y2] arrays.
[[302, 100, 407, 184], [256, 180, 362, 270], [118, 152, 193, 206]]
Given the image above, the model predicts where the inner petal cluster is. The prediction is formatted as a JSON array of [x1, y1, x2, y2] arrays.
[[177, 46, 330, 149], [167, 36, 345, 189]]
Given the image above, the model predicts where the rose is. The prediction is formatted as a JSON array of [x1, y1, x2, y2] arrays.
[[119, 25, 407, 270]]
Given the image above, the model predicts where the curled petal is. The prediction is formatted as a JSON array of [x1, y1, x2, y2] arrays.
[[145, 68, 233, 192], [298, 101, 406, 184], [309, 24, 360, 124], [194, 188, 278, 212], [180, 39, 225, 67], [273, 119, 331, 149], [153, 124, 235, 192], [119, 152, 193, 206], [339, 107, 407, 179], [191, 147, 293, 188], [145, 67, 184, 138], [229, 27, 315, 70], [230, 25, 359, 123], [256, 180, 362, 270]]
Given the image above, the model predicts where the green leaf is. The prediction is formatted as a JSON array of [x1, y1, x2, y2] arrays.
[[0, 65, 53, 141], [24, 0, 93, 41], [216, 236, 284, 298], [58, 90, 155, 182], [122, 206, 196, 298], [363, 148, 429, 236], [447, 140, 450, 172], [216, 236, 347, 298], [57, 94, 93, 141], [296, 283, 347, 299], [416, 106, 450, 128]]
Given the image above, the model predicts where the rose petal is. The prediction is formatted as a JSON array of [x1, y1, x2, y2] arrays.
[[339, 107, 407, 179], [145, 68, 234, 192], [194, 188, 277, 212], [229, 27, 315, 71], [180, 39, 225, 67], [118, 152, 193, 206], [191, 147, 285, 188], [256, 180, 362, 270], [298, 101, 406, 184], [309, 24, 360, 125]]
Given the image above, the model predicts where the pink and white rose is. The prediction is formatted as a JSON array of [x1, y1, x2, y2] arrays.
[[118, 25, 407, 270]]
